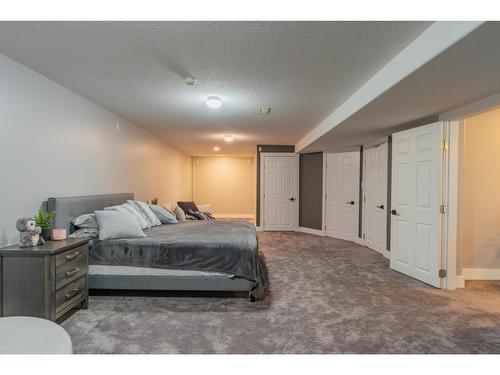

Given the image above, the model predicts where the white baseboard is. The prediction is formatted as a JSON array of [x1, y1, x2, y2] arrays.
[[382, 249, 390, 259], [456, 275, 465, 288], [462, 268, 500, 280], [354, 236, 364, 245], [297, 227, 325, 236], [255, 226, 263, 232], [213, 214, 255, 219]]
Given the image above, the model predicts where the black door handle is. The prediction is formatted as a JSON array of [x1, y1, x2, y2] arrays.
[[376, 204, 384, 209], [391, 209, 400, 216], [289, 197, 295, 201], [346, 201, 355, 205]]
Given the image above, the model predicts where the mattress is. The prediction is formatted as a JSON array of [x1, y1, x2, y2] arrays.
[[89, 265, 233, 278]]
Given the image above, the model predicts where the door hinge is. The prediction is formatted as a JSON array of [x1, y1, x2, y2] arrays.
[[439, 269, 447, 278], [441, 140, 448, 150], [440, 204, 447, 214]]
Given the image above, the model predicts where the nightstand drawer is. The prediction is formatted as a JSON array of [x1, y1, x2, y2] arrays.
[[56, 253, 88, 289], [56, 244, 88, 267], [56, 276, 86, 318]]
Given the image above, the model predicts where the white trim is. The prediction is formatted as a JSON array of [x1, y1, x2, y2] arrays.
[[382, 250, 390, 259], [456, 275, 465, 289], [442, 120, 459, 290], [298, 226, 325, 236], [321, 152, 327, 234], [296, 22, 483, 152], [259, 152, 299, 232], [213, 213, 255, 219], [353, 236, 364, 246], [255, 226, 263, 232], [462, 268, 500, 280]]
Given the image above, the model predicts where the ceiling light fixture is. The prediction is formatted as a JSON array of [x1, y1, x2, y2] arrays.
[[223, 135, 234, 142], [206, 96, 222, 109], [213, 146, 220, 151]]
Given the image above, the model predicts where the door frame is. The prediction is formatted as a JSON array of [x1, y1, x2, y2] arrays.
[[361, 136, 390, 258], [259, 152, 300, 231], [322, 149, 361, 243]]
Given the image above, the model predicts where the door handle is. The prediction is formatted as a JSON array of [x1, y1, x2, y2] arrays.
[[289, 197, 295, 201], [391, 209, 400, 216], [376, 205, 384, 209], [346, 201, 355, 205]]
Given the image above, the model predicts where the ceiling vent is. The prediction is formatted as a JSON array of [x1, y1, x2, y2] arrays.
[[184, 75, 197, 86], [260, 107, 271, 115]]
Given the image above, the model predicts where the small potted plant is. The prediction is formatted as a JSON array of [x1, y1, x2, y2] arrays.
[[34, 209, 55, 240], [151, 197, 159, 205]]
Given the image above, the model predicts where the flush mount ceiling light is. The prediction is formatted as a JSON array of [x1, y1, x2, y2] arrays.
[[213, 146, 220, 151], [223, 135, 234, 142], [206, 96, 222, 109]]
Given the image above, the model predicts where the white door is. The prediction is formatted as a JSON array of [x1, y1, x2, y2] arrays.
[[263, 155, 298, 231], [363, 141, 388, 254], [325, 151, 360, 241], [390, 122, 443, 288]]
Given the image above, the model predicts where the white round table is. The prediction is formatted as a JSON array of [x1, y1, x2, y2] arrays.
[[0, 316, 73, 354]]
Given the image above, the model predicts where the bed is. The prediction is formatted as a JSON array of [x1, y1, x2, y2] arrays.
[[47, 193, 266, 301]]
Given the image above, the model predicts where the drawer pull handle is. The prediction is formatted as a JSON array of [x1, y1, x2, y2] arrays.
[[65, 268, 80, 278], [65, 288, 80, 300], [65, 251, 80, 261]]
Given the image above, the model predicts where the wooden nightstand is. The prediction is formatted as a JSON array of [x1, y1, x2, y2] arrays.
[[0, 238, 89, 322]]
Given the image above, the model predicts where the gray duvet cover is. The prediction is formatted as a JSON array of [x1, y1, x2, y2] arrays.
[[89, 220, 267, 297]]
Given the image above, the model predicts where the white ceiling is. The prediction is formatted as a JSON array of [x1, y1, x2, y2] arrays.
[[0, 21, 432, 156], [300, 22, 500, 152]]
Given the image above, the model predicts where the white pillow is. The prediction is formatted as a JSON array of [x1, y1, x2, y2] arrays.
[[105, 203, 150, 229], [128, 200, 162, 227], [94, 210, 146, 240]]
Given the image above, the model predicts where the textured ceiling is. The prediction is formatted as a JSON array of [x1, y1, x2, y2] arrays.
[[0, 21, 432, 156], [301, 22, 500, 153]]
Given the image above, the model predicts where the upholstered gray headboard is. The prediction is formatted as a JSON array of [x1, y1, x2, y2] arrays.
[[47, 193, 134, 233]]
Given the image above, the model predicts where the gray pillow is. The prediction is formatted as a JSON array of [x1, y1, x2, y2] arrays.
[[149, 204, 178, 224], [174, 206, 186, 222], [68, 228, 99, 239], [128, 200, 162, 227], [94, 210, 146, 240], [105, 203, 150, 230], [72, 213, 98, 229]]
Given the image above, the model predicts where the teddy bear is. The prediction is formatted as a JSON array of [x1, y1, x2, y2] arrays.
[[16, 217, 45, 247]]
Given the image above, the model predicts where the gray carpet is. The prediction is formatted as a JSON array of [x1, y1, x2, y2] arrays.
[[62, 232, 500, 353]]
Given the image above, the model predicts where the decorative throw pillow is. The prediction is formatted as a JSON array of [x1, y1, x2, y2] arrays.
[[72, 213, 98, 229], [94, 210, 146, 240], [177, 201, 200, 215], [105, 203, 150, 230], [149, 204, 178, 224], [68, 228, 99, 239], [174, 205, 186, 222], [128, 200, 162, 227]]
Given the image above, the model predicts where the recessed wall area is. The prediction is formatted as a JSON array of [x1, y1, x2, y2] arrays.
[[192, 156, 256, 219], [457, 107, 500, 275]]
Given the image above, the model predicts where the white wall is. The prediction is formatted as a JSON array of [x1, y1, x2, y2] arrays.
[[0, 53, 192, 246], [457, 108, 500, 271], [193, 157, 256, 217]]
